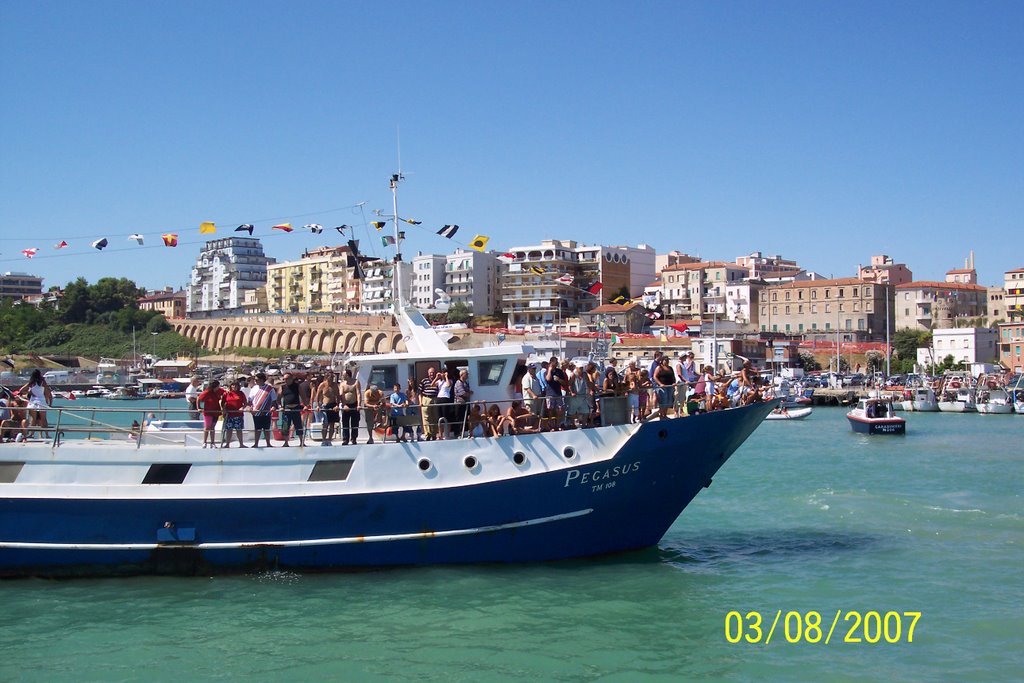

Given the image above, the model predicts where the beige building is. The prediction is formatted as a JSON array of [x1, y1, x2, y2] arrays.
[[581, 302, 649, 334], [137, 288, 186, 319], [987, 286, 1005, 323], [759, 277, 892, 340], [659, 261, 749, 320], [735, 252, 801, 280], [858, 254, 913, 286], [894, 281, 988, 331]]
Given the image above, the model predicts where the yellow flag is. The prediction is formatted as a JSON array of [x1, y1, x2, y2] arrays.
[[469, 234, 489, 252], [200, 221, 216, 234], [371, 221, 386, 231]]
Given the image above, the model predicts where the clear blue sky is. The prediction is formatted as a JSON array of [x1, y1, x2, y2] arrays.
[[1, 0, 1021, 291]]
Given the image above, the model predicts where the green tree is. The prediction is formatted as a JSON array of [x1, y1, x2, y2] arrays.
[[446, 301, 472, 324], [798, 352, 821, 372], [893, 329, 930, 363]]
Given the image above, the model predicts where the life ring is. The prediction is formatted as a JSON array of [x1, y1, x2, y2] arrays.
[[950, 381, 960, 389]]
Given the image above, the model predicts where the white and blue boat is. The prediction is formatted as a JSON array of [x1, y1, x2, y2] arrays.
[[0, 177, 775, 577]]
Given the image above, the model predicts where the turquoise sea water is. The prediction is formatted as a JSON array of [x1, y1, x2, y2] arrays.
[[2, 404, 1021, 682]]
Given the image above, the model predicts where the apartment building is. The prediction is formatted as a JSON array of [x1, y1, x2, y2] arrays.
[[410, 254, 447, 310], [894, 281, 988, 331], [266, 251, 332, 314], [360, 260, 411, 315], [758, 277, 892, 341], [0, 271, 43, 301], [187, 238, 274, 315], [501, 240, 632, 328], [997, 321, 1023, 372], [444, 248, 499, 316], [659, 261, 749, 320]]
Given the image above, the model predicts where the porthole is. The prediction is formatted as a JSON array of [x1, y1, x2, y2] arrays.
[[512, 451, 527, 466], [464, 455, 478, 470], [562, 446, 577, 460], [417, 458, 432, 472], [658, 429, 668, 440]]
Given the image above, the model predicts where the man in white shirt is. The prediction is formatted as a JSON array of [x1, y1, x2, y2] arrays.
[[184, 376, 202, 419], [521, 365, 543, 417]]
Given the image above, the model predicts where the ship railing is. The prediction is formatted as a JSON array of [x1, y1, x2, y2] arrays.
[[1, 405, 212, 449]]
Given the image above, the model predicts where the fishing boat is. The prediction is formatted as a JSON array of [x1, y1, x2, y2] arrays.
[[847, 397, 906, 434], [899, 383, 939, 412], [0, 175, 775, 578], [974, 375, 1013, 415], [764, 406, 812, 421], [937, 374, 976, 413]]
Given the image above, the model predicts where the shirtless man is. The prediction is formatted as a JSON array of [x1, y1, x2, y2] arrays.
[[338, 370, 362, 445], [315, 373, 341, 446], [363, 383, 383, 444]]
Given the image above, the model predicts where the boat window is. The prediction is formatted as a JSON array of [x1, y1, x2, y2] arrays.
[[368, 365, 398, 390], [309, 460, 355, 482], [142, 463, 192, 485], [0, 462, 25, 484], [477, 359, 507, 386]]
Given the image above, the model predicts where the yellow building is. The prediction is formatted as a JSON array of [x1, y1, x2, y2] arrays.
[[266, 246, 362, 314]]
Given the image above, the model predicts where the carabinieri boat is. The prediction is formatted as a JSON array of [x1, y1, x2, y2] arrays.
[[0, 175, 775, 578], [847, 396, 906, 435]]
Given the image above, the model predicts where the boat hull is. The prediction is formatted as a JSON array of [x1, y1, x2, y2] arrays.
[[0, 401, 776, 577], [937, 402, 975, 413], [847, 414, 906, 435], [976, 403, 1013, 415]]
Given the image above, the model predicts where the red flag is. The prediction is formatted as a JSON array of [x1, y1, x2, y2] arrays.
[[21, 248, 38, 259], [54, 240, 69, 249], [67, 391, 77, 400], [587, 281, 603, 295], [161, 233, 178, 247], [670, 323, 690, 334], [272, 223, 293, 232]]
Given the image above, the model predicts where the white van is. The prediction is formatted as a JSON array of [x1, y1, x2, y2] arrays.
[[43, 370, 70, 383]]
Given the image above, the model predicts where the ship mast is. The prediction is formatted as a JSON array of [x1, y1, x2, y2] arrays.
[[390, 172, 405, 311]]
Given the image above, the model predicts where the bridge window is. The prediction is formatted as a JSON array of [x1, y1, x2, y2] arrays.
[[369, 365, 398, 390], [477, 359, 507, 386]]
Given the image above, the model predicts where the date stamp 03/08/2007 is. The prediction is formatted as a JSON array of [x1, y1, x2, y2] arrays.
[[724, 610, 922, 645]]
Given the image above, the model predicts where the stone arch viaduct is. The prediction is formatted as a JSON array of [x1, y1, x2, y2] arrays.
[[173, 314, 406, 354]]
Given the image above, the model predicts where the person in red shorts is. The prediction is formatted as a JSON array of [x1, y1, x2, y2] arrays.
[[197, 380, 226, 448], [220, 379, 248, 448]]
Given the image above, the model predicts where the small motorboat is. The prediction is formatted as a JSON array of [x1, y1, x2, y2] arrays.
[[765, 406, 813, 421], [847, 397, 906, 434]]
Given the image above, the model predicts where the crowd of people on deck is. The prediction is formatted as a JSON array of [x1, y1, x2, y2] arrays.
[[1, 353, 768, 446]]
